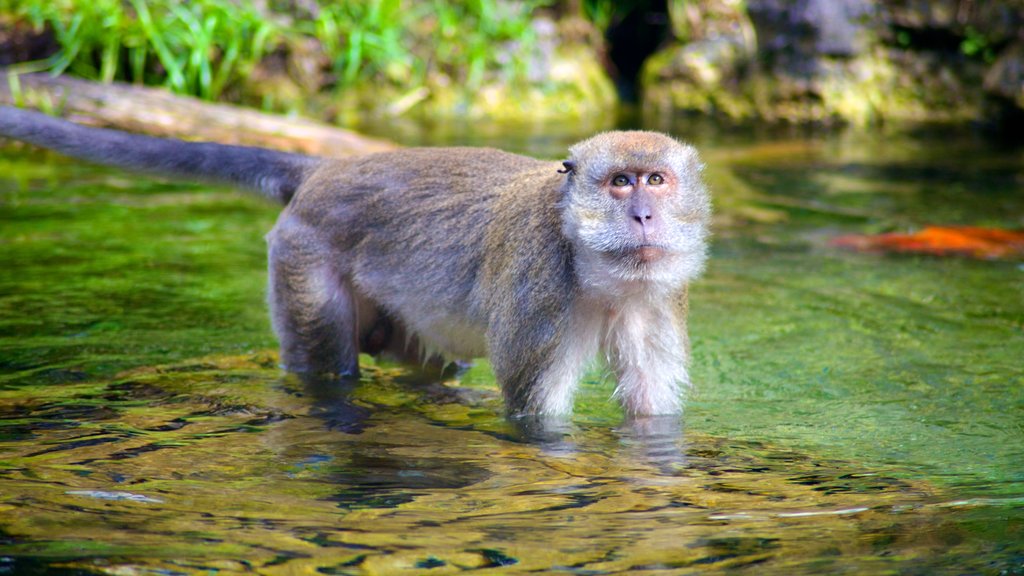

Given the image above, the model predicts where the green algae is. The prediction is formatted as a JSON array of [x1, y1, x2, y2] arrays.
[[0, 149, 279, 387]]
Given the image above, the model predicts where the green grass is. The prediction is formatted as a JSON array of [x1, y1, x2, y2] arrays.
[[4, 0, 277, 99], [1, 0, 554, 104]]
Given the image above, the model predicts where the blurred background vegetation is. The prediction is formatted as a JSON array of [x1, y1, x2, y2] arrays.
[[0, 0, 1022, 134]]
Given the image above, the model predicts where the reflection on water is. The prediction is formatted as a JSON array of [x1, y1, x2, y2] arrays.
[[0, 355, 990, 574], [1, 118, 1023, 574]]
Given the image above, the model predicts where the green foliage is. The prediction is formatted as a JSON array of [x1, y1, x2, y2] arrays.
[[581, 0, 661, 33], [3, 0, 276, 100], [301, 0, 410, 87], [0, 0, 552, 102], [582, 0, 617, 31], [424, 0, 548, 89], [960, 26, 996, 64]]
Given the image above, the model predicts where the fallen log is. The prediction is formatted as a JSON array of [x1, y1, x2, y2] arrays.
[[0, 71, 397, 156]]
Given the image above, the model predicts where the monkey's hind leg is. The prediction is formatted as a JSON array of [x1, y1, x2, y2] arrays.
[[267, 225, 360, 378]]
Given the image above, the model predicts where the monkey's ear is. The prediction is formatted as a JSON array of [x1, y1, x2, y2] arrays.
[[557, 160, 577, 175]]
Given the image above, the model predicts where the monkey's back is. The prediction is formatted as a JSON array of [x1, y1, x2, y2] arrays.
[[279, 147, 565, 357]]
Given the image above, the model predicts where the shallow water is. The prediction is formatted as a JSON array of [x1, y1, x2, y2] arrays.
[[0, 118, 1022, 574]]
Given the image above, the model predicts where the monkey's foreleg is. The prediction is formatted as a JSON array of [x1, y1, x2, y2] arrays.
[[266, 224, 360, 377], [524, 334, 601, 415], [489, 306, 602, 416], [607, 307, 689, 416]]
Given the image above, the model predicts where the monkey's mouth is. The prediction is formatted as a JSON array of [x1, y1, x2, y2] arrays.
[[636, 245, 666, 263], [613, 244, 668, 264]]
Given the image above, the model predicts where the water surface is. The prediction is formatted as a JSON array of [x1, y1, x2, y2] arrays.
[[0, 118, 1021, 574]]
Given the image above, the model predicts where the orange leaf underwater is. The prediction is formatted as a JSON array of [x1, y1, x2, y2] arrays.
[[831, 226, 1024, 259]]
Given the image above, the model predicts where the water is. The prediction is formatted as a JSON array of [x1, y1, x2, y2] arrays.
[[0, 117, 1021, 574]]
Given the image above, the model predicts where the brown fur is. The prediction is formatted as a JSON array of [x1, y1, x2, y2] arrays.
[[269, 132, 711, 416]]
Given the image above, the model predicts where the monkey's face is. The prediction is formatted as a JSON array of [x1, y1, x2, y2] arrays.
[[560, 131, 711, 292]]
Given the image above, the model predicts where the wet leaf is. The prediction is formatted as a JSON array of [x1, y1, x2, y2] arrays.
[[831, 226, 1024, 259]]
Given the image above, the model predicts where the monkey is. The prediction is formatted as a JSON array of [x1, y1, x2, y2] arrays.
[[0, 105, 711, 417]]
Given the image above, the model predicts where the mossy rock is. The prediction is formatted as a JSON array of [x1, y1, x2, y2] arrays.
[[642, 40, 985, 125], [641, 37, 755, 120], [333, 43, 616, 122]]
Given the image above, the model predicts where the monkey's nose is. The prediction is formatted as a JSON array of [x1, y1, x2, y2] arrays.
[[629, 204, 653, 224], [628, 186, 655, 220]]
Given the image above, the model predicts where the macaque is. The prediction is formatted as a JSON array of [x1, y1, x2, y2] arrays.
[[0, 106, 711, 417]]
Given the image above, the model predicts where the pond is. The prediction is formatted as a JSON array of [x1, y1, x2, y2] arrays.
[[0, 115, 1021, 574]]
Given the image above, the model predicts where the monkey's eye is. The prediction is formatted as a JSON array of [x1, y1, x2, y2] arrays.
[[611, 174, 630, 187], [648, 173, 664, 185]]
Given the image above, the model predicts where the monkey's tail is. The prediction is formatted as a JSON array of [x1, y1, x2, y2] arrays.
[[0, 106, 321, 204]]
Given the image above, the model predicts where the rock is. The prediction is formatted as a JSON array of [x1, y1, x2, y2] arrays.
[[641, 33, 753, 118], [985, 40, 1024, 107], [641, 0, 755, 119], [640, 0, 1023, 128], [888, 0, 1024, 45], [982, 39, 1024, 134], [748, 0, 874, 61]]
